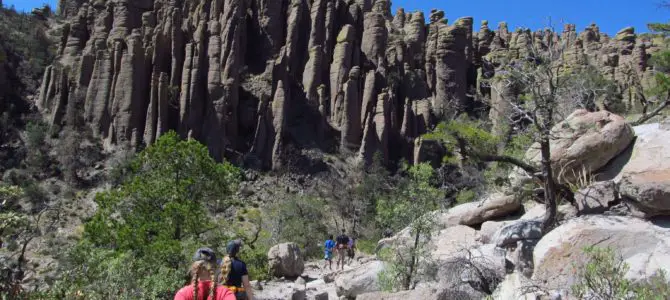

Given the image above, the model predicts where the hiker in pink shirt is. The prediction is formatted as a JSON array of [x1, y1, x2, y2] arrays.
[[174, 247, 236, 300]]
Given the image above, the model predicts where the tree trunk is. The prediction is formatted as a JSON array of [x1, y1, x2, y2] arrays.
[[540, 135, 557, 233], [404, 228, 421, 290]]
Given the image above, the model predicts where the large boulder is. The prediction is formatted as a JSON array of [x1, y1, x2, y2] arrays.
[[334, 260, 386, 298], [439, 193, 521, 227], [435, 243, 505, 297], [357, 282, 488, 300], [512, 110, 634, 185], [479, 220, 513, 244], [357, 287, 448, 300], [612, 123, 670, 217], [491, 220, 543, 277], [492, 272, 566, 300], [575, 181, 619, 215], [378, 194, 520, 256], [520, 203, 577, 222], [268, 243, 305, 278], [431, 225, 481, 260], [492, 220, 543, 248], [533, 216, 670, 291]]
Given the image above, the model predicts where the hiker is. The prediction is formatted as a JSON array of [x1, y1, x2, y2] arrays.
[[346, 234, 356, 265], [222, 240, 254, 300], [174, 247, 236, 300], [323, 234, 336, 270], [383, 228, 393, 238], [335, 229, 350, 270]]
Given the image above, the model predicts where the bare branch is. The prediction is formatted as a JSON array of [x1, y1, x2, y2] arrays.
[[631, 98, 670, 126]]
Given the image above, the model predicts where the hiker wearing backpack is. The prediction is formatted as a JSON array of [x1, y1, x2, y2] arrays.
[[174, 247, 236, 300], [323, 234, 336, 270], [346, 234, 357, 265], [222, 240, 254, 300], [335, 229, 350, 270]]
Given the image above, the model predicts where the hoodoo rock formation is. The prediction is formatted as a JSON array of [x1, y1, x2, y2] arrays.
[[39, 0, 660, 169]]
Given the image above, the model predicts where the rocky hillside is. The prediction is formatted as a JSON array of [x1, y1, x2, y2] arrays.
[[38, 0, 662, 170], [249, 115, 670, 300], [0, 5, 55, 171], [4, 1, 670, 299]]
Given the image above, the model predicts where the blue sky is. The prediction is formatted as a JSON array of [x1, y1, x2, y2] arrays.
[[392, 0, 668, 35], [4, 0, 56, 12], [4, 0, 668, 35]]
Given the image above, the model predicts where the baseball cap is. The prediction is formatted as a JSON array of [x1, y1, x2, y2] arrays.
[[226, 240, 243, 256], [192, 247, 217, 263]]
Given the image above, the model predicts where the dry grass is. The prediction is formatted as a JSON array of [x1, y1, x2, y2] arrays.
[[558, 161, 596, 192]]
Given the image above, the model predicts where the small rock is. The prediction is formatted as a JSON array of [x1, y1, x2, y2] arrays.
[[323, 272, 336, 283], [312, 291, 328, 300], [291, 287, 306, 300], [295, 276, 306, 286]]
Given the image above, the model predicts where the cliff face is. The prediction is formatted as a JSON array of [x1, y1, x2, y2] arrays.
[[39, 0, 660, 169]]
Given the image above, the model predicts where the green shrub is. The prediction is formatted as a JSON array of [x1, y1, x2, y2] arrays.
[[424, 117, 499, 166], [455, 189, 477, 204], [33, 132, 242, 299], [571, 246, 633, 299], [268, 194, 329, 259], [240, 244, 271, 282], [571, 246, 670, 300], [376, 163, 441, 290], [24, 121, 51, 175], [356, 239, 379, 255]]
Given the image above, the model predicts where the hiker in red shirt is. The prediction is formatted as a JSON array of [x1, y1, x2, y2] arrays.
[[174, 247, 236, 300]]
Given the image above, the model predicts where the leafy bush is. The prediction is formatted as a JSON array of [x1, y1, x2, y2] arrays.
[[232, 208, 272, 281], [0, 6, 55, 81], [571, 246, 670, 300], [455, 189, 477, 204], [24, 121, 51, 176], [424, 117, 499, 166], [376, 163, 441, 232], [572, 247, 634, 299], [268, 194, 329, 259], [239, 243, 271, 282], [356, 239, 379, 255], [376, 163, 441, 290], [35, 132, 242, 299]]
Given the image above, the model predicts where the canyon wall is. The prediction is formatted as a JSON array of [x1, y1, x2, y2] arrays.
[[39, 0, 661, 169]]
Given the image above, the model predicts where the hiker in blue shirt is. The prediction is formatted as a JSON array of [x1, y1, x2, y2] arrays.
[[323, 235, 336, 270]]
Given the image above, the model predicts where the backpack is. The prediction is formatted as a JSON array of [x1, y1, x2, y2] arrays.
[[336, 234, 349, 246]]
